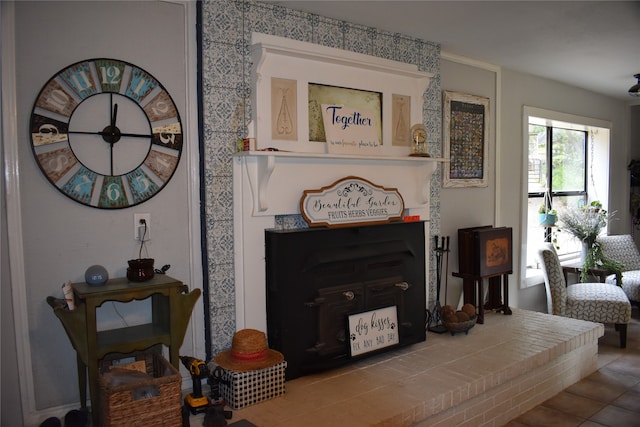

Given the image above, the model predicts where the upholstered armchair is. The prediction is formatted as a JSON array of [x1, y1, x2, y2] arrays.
[[537, 243, 631, 348], [597, 234, 640, 305]]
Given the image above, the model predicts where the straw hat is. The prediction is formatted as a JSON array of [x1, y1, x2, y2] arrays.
[[214, 329, 284, 372]]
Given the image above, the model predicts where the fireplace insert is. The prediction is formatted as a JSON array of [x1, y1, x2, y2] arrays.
[[265, 221, 426, 380]]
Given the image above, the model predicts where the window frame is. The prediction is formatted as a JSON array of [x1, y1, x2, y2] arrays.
[[521, 107, 611, 288], [528, 125, 589, 251]]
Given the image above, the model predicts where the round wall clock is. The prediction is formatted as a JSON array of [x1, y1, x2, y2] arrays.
[[29, 58, 183, 209]]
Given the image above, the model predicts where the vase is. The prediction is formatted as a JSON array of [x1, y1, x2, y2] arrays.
[[580, 243, 587, 263]]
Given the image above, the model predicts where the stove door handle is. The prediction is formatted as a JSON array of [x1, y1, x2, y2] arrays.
[[395, 281, 410, 291], [343, 291, 355, 301], [304, 297, 326, 307]]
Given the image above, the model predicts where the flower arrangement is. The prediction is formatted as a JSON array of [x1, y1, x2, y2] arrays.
[[559, 201, 623, 283]]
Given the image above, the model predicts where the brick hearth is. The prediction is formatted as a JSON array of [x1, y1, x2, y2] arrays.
[[228, 309, 603, 427]]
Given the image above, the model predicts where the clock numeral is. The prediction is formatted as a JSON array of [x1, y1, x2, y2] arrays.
[[126, 68, 157, 102], [99, 176, 128, 208], [37, 147, 77, 183], [47, 89, 70, 110], [100, 65, 121, 85], [105, 182, 122, 201], [61, 167, 97, 205], [36, 80, 78, 117], [145, 150, 178, 181], [49, 152, 71, 174], [158, 132, 176, 146], [144, 91, 178, 121], [127, 169, 160, 205], [94, 59, 126, 93], [134, 174, 151, 192], [70, 70, 92, 91], [152, 122, 182, 151], [152, 100, 170, 116], [31, 115, 69, 146], [61, 61, 98, 99], [74, 174, 94, 194]]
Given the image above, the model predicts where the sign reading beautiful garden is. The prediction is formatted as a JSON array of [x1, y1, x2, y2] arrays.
[[300, 176, 405, 227]]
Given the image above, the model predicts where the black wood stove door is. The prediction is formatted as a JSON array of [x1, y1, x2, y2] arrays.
[[265, 222, 426, 380]]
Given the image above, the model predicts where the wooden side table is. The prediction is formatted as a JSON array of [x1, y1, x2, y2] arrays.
[[47, 274, 200, 426], [453, 271, 513, 324], [561, 261, 612, 284]]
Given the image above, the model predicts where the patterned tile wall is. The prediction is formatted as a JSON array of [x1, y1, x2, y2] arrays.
[[200, 0, 442, 356]]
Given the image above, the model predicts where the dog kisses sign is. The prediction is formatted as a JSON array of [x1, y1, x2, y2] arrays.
[[321, 104, 381, 155], [300, 176, 405, 227]]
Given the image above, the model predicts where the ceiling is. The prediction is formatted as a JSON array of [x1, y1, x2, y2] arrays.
[[266, 1, 640, 102]]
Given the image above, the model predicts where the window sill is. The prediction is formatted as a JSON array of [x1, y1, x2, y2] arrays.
[[525, 268, 544, 287]]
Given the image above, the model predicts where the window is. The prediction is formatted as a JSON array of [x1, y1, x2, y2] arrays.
[[528, 125, 587, 259], [522, 107, 611, 286]]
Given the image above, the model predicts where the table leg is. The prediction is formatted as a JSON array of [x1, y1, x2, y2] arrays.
[[502, 274, 512, 315], [476, 279, 484, 324], [88, 360, 99, 427], [85, 301, 99, 427], [76, 353, 86, 409]]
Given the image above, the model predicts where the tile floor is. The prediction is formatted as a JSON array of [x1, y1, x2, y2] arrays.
[[505, 307, 640, 427]]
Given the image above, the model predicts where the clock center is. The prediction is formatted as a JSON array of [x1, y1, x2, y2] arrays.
[[67, 93, 151, 176], [101, 125, 122, 144]]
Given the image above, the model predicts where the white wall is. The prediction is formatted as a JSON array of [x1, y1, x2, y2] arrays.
[[439, 57, 497, 307], [439, 59, 633, 313], [2, 2, 202, 425]]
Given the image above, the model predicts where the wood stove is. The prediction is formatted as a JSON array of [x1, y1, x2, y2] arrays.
[[265, 221, 426, 380]]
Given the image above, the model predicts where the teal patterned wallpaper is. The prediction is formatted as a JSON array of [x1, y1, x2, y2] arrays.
[[200, 0, 442, 355]]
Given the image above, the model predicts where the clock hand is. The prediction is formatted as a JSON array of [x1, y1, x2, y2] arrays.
[[111, 102, 118, 130], [68, 130, 152, 139], [108, 98, 117, 175]]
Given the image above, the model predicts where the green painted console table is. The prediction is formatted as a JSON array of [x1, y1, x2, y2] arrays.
[[47, 274, 200, 425]]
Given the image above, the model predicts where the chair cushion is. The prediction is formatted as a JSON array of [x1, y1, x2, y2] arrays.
[[566, 283, 631, 324], [606, 270, 640, 302]]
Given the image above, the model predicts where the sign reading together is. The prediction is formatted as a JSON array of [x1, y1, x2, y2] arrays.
[[321, 104, 381, 155]]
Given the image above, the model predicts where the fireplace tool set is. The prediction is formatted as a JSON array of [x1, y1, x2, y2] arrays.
[[427, 235, 450, 334]]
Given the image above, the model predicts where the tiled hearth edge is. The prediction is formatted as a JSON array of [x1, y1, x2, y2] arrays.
[[233, 309, 604, 427]]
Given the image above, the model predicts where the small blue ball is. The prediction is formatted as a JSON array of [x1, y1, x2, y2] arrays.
[[85, 265, 109, 286]]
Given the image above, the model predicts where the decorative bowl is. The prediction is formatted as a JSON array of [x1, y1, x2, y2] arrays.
[[442, 316, 477, 336], [127, 258, 155, 282]]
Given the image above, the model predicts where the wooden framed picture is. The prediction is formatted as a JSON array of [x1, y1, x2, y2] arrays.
[[443, 91, 490, 188]]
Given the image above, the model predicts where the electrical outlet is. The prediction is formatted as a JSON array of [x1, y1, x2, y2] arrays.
[[133, 213, 151, 240]]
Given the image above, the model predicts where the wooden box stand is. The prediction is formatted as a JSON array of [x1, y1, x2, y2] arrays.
[[454, 226, 513, 323], [47, 274, 200, 426]]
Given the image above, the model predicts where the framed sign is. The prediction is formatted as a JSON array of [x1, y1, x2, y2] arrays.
[[300, 176, 405, 227], [308, 83, 382, 143], [348, 306, 399, 357], [443, 91, 490, 188]]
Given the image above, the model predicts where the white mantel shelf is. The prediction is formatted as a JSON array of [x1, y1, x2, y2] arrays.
[[234, 150, 447, 162], [234, 151, 447, 214]]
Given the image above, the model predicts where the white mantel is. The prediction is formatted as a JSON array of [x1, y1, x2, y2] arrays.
[[233, 152, 444, 330]]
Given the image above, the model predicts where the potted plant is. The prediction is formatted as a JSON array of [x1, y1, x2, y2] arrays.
[[538, 190, 557, 226], [559, 202, 623, 283]]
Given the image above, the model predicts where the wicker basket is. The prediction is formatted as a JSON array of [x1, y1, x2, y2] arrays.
[[99, 352, 182, 427], [443, 316, 477, 336]]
